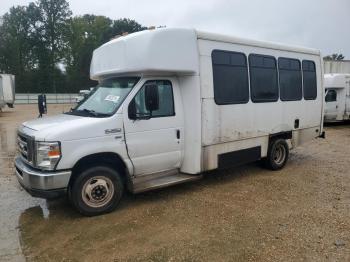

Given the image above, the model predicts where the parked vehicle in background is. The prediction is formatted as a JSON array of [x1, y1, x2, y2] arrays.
[[75, 88, 95, 103], [324, 60, 350, 74], [15, 28, 325, 216], [75, 90, 90, 103], [324, 73, 350, 122], [0, 74, 15, 110]]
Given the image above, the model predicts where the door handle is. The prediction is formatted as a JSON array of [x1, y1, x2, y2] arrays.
[[176, 129, 180, 139], [105, 128, 122, 134]]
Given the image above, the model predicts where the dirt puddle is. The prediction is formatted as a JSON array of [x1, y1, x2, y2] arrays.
[[0, 122, 44, 261], [1, 106, 350, 261], [0, 106, 71, 261]]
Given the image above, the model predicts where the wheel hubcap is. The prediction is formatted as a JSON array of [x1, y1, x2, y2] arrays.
[[82, 176, 114, 208], [273, 144, 286, 165]]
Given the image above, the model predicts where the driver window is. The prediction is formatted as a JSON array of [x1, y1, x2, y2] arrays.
[[133, 80, 175, 118]]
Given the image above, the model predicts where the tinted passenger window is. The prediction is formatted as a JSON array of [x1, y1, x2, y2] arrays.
[[325, 89, 337, 102], [133, 80, 175, 118], [212, 50, 249, 104], [302, 60, 317, 100], [278, 58, 302, 101], [249, 54, 278, 102]]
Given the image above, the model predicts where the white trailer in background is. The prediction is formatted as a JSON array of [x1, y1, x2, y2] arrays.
[[324, 60, 350, 74], [324, 73, 350, 122], [0, 74, 15, 110]]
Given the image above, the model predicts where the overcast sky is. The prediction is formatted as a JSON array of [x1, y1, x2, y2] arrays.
[[1, 0, 349, 58]]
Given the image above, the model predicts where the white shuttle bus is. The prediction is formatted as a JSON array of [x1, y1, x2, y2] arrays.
[[0, 74, 15, 110], [15, 28, 324, 216], [324, 73, 350, 122]]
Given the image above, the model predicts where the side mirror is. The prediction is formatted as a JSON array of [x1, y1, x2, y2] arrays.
[[145, 84, 159, 112], [128, 99, 137, 120]]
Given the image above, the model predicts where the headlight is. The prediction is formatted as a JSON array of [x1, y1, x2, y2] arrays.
[[35, 141, 61, 170]]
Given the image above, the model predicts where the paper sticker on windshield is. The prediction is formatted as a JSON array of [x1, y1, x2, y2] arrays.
[[104, 95, 120, 103]]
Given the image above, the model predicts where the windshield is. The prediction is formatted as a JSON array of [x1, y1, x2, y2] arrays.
[[68, 77, 140, 117]]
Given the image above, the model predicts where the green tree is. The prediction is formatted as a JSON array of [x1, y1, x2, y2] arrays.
[[65, 16, 146, 93], [0, 5, 38, 92], [65, 15, 113, 92], [110, 18, 147, 38], [36, 0, 72, 93], [0, 0, 146, 94]]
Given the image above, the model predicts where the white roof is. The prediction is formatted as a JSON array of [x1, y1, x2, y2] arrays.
[[90, 28, 199, 80], [90, 28, 320, 80], [324, 73, 350, 89], [196, 31, 320, 55]]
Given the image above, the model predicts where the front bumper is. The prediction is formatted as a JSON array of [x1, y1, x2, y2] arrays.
[[15, 156, 71, 199]]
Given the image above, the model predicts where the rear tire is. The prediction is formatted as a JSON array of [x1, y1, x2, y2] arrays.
[[70, 165, 124, 216], [264, 138, 289, 170]]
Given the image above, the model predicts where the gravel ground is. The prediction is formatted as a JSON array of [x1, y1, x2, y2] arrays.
[[1, 105, 349, 262], [0, 104, 71, 261]]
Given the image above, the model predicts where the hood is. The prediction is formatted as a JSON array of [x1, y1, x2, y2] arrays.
[[21, 113, 123, 141], [23, 114, 83, 131]]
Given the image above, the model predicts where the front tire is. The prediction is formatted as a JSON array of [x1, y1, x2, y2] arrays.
[[264, 138, 289, 170], [70, 165, 124, 216]]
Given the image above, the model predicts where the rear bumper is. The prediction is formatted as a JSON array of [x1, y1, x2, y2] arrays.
[[15, 156, 71, 199]]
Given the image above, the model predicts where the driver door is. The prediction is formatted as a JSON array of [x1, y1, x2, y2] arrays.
[[325, 89, 338, 120], [123, 79, 184, 176]]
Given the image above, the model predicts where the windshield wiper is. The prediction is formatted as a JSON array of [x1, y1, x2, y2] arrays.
[[82, 109, 99, 116], [67, 108, 110, 117]]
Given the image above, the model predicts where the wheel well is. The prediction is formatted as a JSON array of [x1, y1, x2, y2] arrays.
[[269, 131, 292, 141], [69, 152, 130, 188]]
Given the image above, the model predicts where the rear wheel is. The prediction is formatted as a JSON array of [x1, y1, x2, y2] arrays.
[[70, 165, 124, 216], [264, 138, 289, 170]]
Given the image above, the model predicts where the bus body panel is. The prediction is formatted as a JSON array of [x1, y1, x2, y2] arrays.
[[197, 39, 323, 170]]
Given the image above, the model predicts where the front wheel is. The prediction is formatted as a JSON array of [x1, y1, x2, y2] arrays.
[[264, 138, 289, 170], [70, 165, 124, 216]]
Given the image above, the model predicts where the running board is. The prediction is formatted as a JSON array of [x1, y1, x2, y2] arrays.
[[132, 170, 202, 193]]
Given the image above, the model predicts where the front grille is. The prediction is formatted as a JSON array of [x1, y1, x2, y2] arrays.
[[17, 132, 34, 165]]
